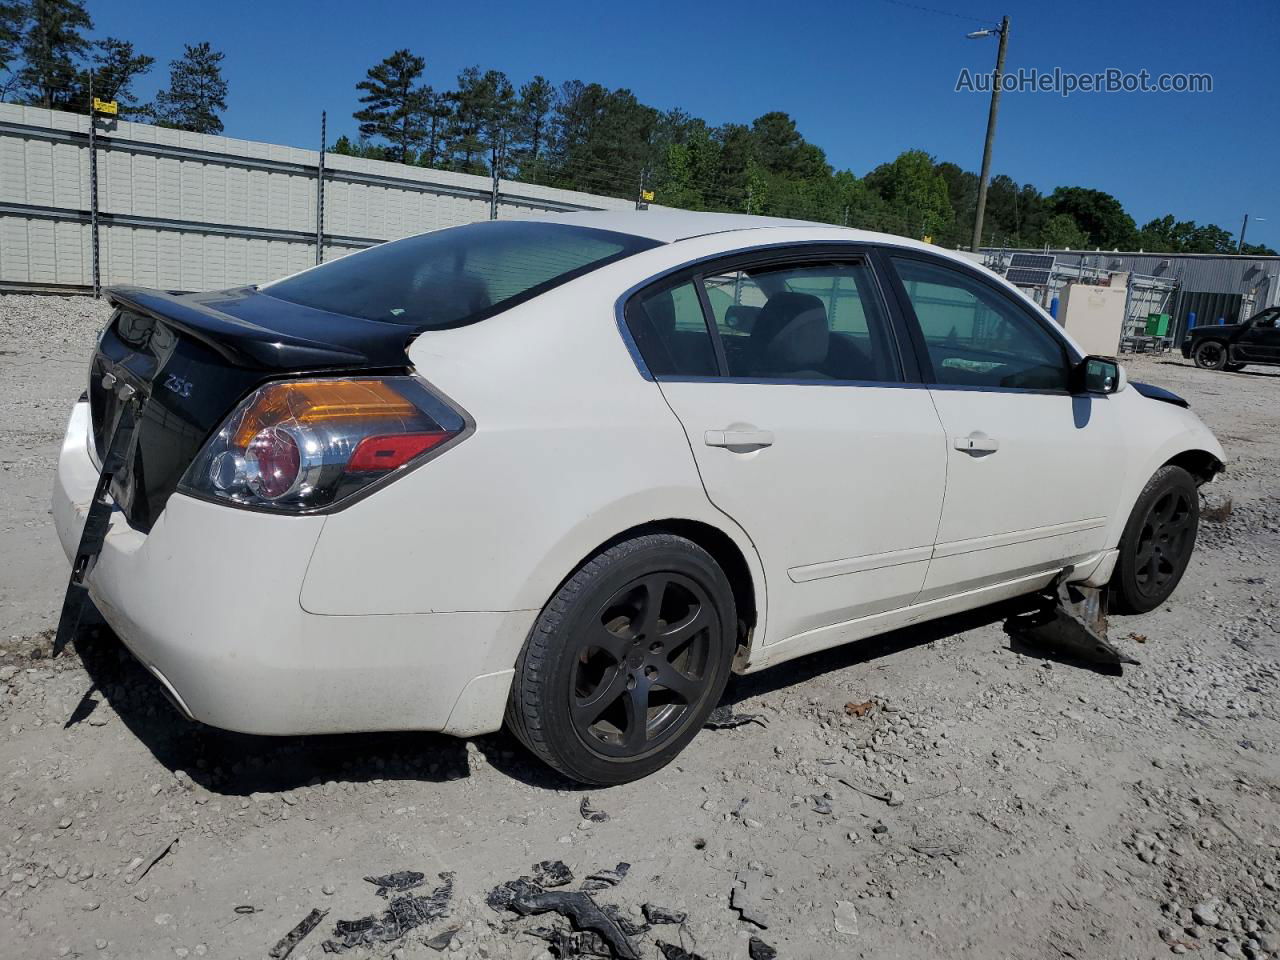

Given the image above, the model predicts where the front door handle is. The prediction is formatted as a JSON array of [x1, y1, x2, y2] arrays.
[[953, 432, 1000, 454], [705, 429, 774, 449]]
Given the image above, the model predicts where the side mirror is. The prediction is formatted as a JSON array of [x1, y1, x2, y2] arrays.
[[1071, 356, 1124, 395]]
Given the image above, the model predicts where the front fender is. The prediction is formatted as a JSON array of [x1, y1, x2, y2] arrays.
[[1103, 396, 1224, 548]]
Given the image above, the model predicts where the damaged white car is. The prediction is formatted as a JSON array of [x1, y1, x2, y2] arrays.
[[52, 211, 1224, 784]]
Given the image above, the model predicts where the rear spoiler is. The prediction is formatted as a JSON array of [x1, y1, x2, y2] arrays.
[[106, 286, 410, 370]]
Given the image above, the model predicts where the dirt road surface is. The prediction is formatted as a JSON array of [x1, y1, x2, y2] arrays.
[[1, 295, 1277, 960]]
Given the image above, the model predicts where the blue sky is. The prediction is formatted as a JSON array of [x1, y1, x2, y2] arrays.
[[95, 0, 1278, 249]]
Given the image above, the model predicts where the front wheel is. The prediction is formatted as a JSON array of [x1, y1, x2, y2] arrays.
[[1193, 340, 1228, 370], [506, 534, 737, 784], [1111, 465, 1200, 614]]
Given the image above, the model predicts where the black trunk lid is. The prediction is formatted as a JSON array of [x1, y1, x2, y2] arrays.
[[91, 286, 416, 531]]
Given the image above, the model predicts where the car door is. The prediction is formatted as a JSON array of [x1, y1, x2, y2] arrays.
[[623, 248, 947, 647], [1236, 309, 1280, 361], [885, 252, 1125, 602]]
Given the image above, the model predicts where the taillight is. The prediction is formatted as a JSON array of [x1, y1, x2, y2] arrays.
[[179, 376, 467, 512]]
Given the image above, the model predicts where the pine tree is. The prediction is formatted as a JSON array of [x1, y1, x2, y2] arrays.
[[353, 49, 430, 164], [67, 37, 152, 114], [16, 0, 91, 109], [152, 41, 227, 134], [0, 1, 27, 101], [512, 75, 553, 173]]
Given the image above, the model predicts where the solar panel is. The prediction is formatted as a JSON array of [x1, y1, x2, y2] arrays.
[[1005, 267, 1053, 286], [1009, 253, 1056, 270]]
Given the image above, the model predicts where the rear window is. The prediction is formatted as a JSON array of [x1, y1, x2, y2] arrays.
[[262, 220, 660, 328]]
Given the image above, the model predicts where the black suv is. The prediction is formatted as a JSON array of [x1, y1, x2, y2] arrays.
[[1182, 306, 1280, 371]]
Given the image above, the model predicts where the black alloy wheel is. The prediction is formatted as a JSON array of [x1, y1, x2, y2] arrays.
[[1112, 465, 1200, 614], [571, 572, 714, 756], [506, 534, 737, 784]]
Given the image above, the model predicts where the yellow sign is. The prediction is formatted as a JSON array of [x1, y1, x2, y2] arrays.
[[640, 189, 655, 203], [92, 98, 118, 115]]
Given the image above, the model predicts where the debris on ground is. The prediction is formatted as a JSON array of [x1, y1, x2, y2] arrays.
[[363, 870, 425, 898], [837, 777, 902, 806], [729, 875, 771, 929], [1202, 495, 1233, 522], [656, 943, 706, 960], [423, 927, 460, 951], [488, 873, 641, 960], [268, 907, 328, 960], [128, 835, 178, 884], [601, 902, 648, 937], [581, 862, 630, 891], [1005, 580, 1139, 666], [532, 860, 575, 888], [527, 925, 614, 958], [703, 704, 768, 729], [748, 936, 778, 960], [322, 872, 454, 953], [580, 795, 610, 822], [642, 904, 687, 925], [833, 900, 860, 936], [844, 699, 875, 718]]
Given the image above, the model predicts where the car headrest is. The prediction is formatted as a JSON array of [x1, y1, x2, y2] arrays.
[[642, 289, 676, 338], [755, 292, 829, 372]]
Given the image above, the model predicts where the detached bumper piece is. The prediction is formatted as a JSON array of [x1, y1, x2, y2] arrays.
[[1005, 577, 1139, 667], [52, 394, 141, 657]]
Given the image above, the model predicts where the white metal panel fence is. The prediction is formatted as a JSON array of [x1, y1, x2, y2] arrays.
[[0, 103, 636, 292]]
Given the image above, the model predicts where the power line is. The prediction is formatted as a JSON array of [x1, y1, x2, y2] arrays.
[[863, 0, 1000, 26]]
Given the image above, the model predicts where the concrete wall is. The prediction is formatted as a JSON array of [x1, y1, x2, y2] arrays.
[[0, 103, 637, 291]]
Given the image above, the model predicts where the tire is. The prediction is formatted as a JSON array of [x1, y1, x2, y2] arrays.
[[1193, 340, 1228, 370], [506, 534, 737, 785], [1224, 362, 1246, 372], [1111, 465, 1199, 614]]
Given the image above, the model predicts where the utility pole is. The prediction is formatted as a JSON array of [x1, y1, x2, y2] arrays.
[[1238, 214, 1267, 252], [87, 71, 101, 298], [969, 15, 1010, 253], [314, 111, 326, 265], [489, 133, 504, 220]]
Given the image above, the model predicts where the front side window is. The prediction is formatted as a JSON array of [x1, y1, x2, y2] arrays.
[[702, 260, 898, 381], [892, 256, 1069, 391], [264, 221, 659, 329]]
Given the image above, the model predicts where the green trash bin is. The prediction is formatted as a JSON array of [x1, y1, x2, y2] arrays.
[[1145, 313, 1171, 337]]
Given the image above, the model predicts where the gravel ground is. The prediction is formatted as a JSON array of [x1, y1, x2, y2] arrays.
[[0, 293, 1277, 960]]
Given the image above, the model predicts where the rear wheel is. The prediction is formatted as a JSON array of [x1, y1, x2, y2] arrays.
[[1193, 340, 1228, 370], [506, 534, 736, 784], [1111, 465, 1199, 614]]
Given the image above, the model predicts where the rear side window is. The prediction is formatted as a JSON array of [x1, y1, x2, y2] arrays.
[[626, 281, 717, 376], [891, 256, 1069, 391], [264, 221, 659, 329]]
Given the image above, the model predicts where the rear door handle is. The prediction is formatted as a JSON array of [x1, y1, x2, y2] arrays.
[[953, 432, 1000, 454], [705, 429, 774, 449]]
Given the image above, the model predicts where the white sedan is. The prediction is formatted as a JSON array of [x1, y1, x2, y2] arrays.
[[52, 211, 1224, 784]]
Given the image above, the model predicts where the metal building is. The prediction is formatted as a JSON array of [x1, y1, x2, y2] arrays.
[[981, 246, 1280, 344]]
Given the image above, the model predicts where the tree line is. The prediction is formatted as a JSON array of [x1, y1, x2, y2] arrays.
[[337, 47, 1276, 256], [0, 8, 1271, 257], [0, 0, 227, 133]]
